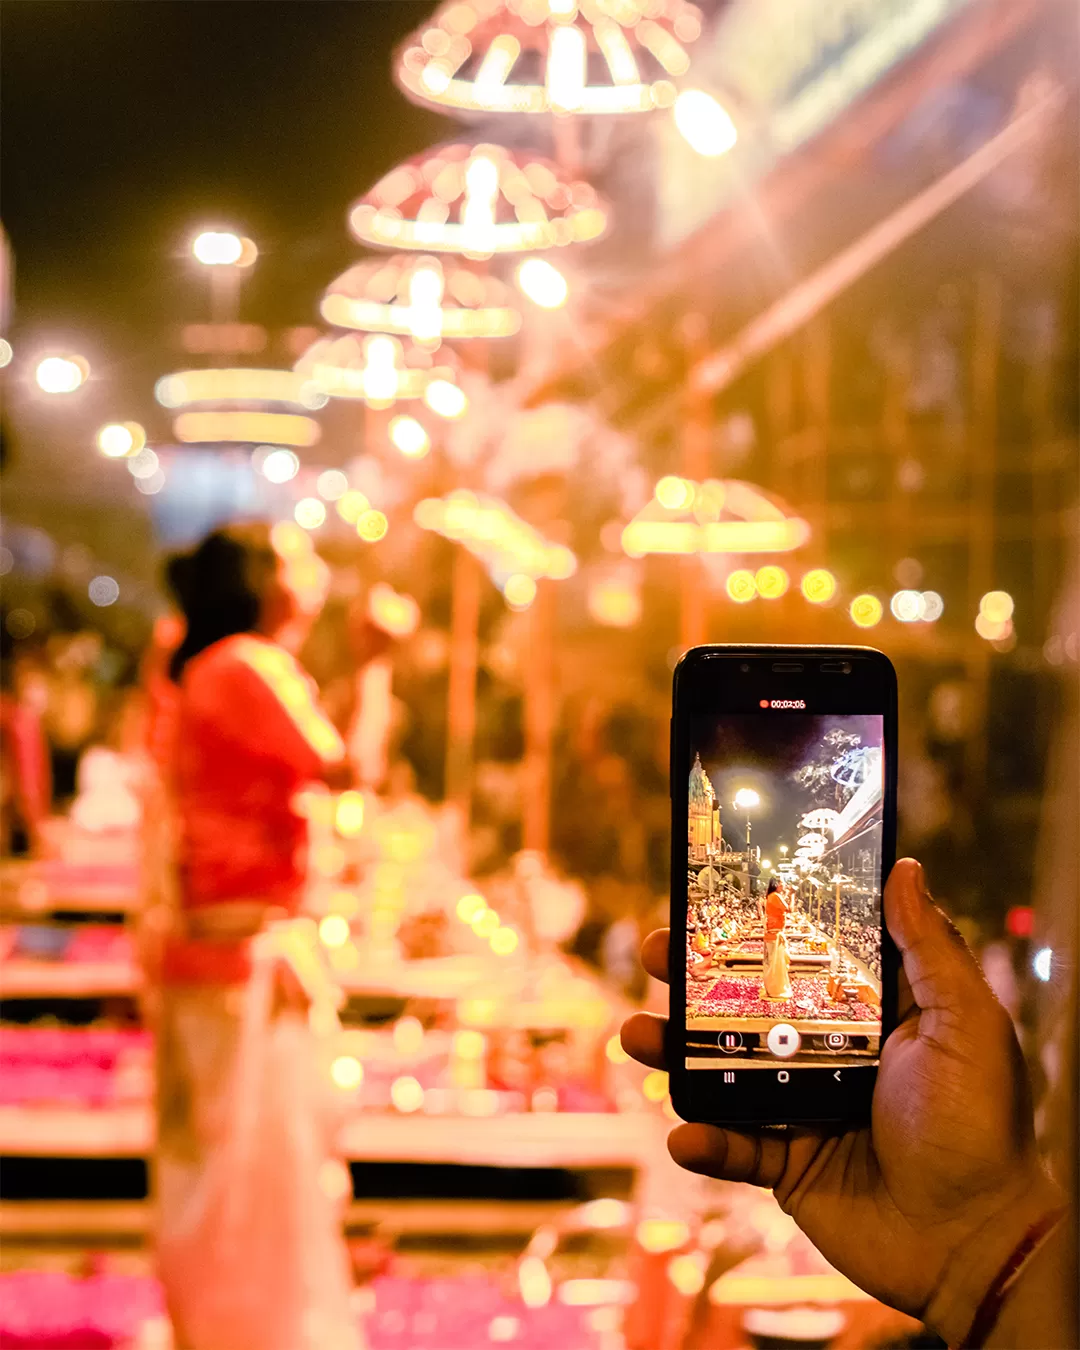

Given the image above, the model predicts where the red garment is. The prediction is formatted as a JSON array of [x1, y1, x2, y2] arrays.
[[0, 692, 52, 843], [765, 891, 788, 936], [165, 636, 344, 986]]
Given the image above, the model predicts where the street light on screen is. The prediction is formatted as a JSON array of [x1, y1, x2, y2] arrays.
[[192, 231, 244, 266], [732, 787, 760, 859]]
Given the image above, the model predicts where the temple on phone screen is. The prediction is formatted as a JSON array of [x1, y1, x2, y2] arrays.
[[685, 713, 883, 1071]]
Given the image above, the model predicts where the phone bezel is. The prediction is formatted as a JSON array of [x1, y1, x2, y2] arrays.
[[668, 644, 899, 1127]]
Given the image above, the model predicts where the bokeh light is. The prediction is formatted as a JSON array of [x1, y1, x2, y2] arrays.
[[336, 490, 370, 523], [97, 422, 144, 458], [979, 590, 1014, 624], [192, 230, 243, 265], [489, 926, 519, 955], [316, 469, 349, 501], [849, 594, 883, 628], [725, 569, 757, 603], [35, 355, 88, 394], [88, 576, 120, 607], [261, 448, 300, 483], [921, 590, 945, 622], [390, 1076, 424, 1113], [800, 568, 837, 603], [503, 573, 537, 610], [655, 475, 693, 510], [294, 497, 327, 529], [330, 1056, 363, 1091], [674, 89, 738, 157], [516, 258, 568, 310], [318, 914, 350, 948], [755, 565, 789, 599], [890, 589, 924, 622], [423, 379, 468, 419], [356, 509, 389, 542], [389, 415, 431, 459]]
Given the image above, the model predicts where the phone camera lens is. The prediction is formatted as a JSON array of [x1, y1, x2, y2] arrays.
[[740, 663, 750, 673]]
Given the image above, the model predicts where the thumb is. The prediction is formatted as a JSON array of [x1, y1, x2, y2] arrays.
[[885, 858, 993, 1021]]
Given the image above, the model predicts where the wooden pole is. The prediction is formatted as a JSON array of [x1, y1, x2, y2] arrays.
[[445, 547, 482, 824], [522, 576, 556, 853]]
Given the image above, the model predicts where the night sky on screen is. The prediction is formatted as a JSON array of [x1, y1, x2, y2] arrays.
[[1, 1, 452, 410]]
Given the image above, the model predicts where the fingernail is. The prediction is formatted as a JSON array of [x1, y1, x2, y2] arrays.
[[913, 861, 930, 899]]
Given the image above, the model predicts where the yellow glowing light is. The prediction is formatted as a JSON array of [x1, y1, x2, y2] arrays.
[[636, 1218, 690, 1254], [504, 573, 538, 610], [368, 582, 421, 638], [317, 469, 349, 501], [975, 613, 1012, 641], [313, 843, 347, 877], [389, 415, 431, 458], [667, 1253, 707, 1297], [755, 565, 789, 599], [726, 569, 757, 603], [516, 257, 569, 309], [674, 89, 738, 157], [335, 790, 365, 837], [174, 411, 320, 447], [557, 1279, 635, 1308], [472, 909, 500, 938], [270, 520, 311, 558], [642, 1069, 669, 1102], [979, 590, 1014, 624], [453, 1029, 487, 1060], [330, 1055, 364, 1091], [655, 475, 693, 510], [391, 1075, 425, 1113], [155, 368, 324, 410], [261, 448, 300, 483], [605, 1033, 630, 1065], [457, 893, 487, 923], [800, 568, 837, 604], [588, 578, 642, 629], [336, 490, 370, 523], [424, 378, 468, 419], [294, 497, 327, 530], [97, 423, 143, 458], [548, 23, 587, 113], [580, 1198, 628, 1230], [36, 355, 88, 394], [519, 1255, 553, 1311], [356, 509, 389, 542], [319, 914, 351, 949], [490, 926, 520, 955], [393, 1016, 425, 1056], [474, 33, 520, 100], [850, 594, 883, 628], [192, 231, 243, 266]]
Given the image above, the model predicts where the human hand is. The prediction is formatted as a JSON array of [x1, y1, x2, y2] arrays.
[[621, 859, 1065, 1343]]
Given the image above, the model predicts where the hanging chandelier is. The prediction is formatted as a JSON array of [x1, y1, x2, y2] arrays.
[[321, 254, 522, 348], [349, 142, 608, 259], [294, 332, 468, 416], [394, 0, 703, 117]]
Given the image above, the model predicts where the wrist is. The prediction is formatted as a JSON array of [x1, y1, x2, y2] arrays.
[[923, 1171, 1066, 1347]]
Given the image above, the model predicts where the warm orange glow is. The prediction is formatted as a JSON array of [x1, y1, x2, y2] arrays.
[[390, 1076, 425, 1113], [330, 1055, 364, 1090], [174, 411, 321, 446], [319, 914, 351, 949], [472, 909, 500, 938], [979, 590, 1014, 624], [296, 333, 458, 408], [489, 926, 520, 955], [423, 378, 468, 419], [456, 894, 487, 924], [588, 577, 642, 628], [655, 475, 694, 510], [636, 1218, 690, 1253], [415, 490, 577, 590], [642, 1069, 669, 1101], [624, 478, 810, 557], [975, 613, 1012, 641], [156, 368, 325, 410]]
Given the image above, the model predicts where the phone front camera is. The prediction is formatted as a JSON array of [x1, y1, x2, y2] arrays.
[[740, 662, 750, 672]]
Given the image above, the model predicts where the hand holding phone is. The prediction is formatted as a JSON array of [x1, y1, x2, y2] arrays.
[[621, 860, 1067, 1346]]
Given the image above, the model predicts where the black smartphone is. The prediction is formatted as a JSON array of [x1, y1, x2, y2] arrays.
[[668, 645, 898, 1127]]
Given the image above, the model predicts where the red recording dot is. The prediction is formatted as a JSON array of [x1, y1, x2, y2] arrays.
[[759, 699, 770, 708]]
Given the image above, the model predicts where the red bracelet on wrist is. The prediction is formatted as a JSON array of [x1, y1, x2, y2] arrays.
[[958, 1206, 1068, 1349]]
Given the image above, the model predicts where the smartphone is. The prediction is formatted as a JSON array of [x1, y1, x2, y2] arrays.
[[668, 645, 898, 1127]]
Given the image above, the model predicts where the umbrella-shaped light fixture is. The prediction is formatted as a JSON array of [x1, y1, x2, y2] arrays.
[[321, 254, 522, 348], [621, 477, 812, 557], [395, 0, 703, 117], [294, 332, 468, 416], [349, 142, 608, 259]]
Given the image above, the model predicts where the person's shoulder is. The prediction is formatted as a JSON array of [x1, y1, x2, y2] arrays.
[[182, 635, 266, 701]]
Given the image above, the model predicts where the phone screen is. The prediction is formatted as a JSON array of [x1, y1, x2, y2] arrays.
[[684, 710, 884, 1077]]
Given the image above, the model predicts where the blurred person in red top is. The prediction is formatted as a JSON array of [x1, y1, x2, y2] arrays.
[[0, 622, 52, 856], [154, 524, 361, 1350]]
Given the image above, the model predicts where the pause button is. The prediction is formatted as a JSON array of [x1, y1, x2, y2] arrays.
[[718, 1031, 744, 1055]]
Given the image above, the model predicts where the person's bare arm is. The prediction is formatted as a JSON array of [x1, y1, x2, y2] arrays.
[[622, 860, 1071, 1346]]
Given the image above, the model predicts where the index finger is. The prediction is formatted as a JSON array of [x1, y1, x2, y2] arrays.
[[641, 928, 669, 984]]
